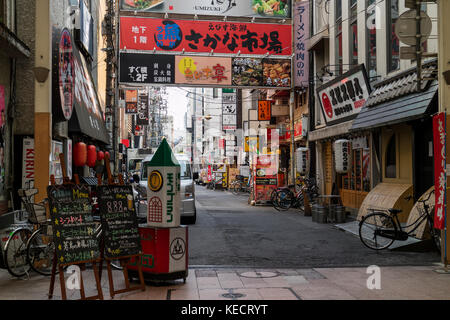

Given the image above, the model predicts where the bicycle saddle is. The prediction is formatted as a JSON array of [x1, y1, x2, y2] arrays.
[[388, 208, 402, 215]]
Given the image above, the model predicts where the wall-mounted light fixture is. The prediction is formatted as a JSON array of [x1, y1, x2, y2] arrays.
[[32, 67, 50, 83]]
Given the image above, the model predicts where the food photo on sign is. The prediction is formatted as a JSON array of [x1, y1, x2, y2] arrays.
[[120, 0, 291, 18], [232, 58, 263, 86], [263, 59, 291, 87]]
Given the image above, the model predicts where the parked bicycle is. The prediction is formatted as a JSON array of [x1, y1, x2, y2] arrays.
[[358, 190, 441, 251], [272, 176, 320, 212], [2, 188, 55, 277], [231, 175, 253, 195]]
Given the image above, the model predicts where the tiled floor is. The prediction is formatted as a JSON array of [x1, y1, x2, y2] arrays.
[[0, 265, 450, 300]]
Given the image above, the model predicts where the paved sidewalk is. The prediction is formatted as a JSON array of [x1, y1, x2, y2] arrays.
[[1, 264, 450, 300]]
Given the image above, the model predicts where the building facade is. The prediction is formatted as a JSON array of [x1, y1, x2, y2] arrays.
[[308, 0, 438, 224]]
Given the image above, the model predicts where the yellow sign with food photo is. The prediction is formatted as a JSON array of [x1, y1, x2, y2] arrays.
[[262, 59, 291, 87]]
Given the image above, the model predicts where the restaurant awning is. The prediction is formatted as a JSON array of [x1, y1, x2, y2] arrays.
[[351, 60, 438, 131]]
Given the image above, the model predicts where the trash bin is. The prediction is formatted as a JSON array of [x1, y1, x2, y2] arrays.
[[328, 204, 337, 223], [311, 204, 318, 222], [335, 206, 346, 223], [316, 205, 328, 223]]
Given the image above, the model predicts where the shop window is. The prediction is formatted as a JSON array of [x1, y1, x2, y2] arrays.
[[341, 146, 371, 193], [385, 134, 396, 178], [387, 0, 400, 72]]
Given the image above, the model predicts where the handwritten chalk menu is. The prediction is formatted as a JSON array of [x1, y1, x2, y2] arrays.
[[97, 185, 141, 259], [47, 184, 100, 265]]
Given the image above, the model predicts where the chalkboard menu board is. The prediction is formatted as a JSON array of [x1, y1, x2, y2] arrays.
[[97, 185, 141, 259], [47, 184, 100, 265]]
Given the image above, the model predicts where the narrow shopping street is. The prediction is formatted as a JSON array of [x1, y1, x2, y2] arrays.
[[189, 186, 440, 268]]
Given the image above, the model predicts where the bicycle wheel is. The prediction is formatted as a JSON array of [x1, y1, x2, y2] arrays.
[[26, 228, 56, 276], [232, 182, 242, 195], [273, 189, 293, 211], [359, 212, 396, 250], [4, 228, 32, 277]]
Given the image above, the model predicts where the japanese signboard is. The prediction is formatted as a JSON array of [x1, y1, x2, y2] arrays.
[[175, 56, 232, 85], [294, 1, 309, 87], [119, 53, 175, 84], [137, 89, 149, 125], [222, 89, 237, 130], [125, 90, 138, 114], [294, 119, 302, 137], [47, 184, 100, 265], [316, 64, 371, 126], [119, 53, 291, 88], [120, 0, 291, 19], [433, 113, 446, 230], [58, 29, 75, 121], [120, 17, 292, 56], [263, 59, 291, 87], [232, 58, 263, 86], [97, 185, 142, 258], [258, 100, 272, 121]]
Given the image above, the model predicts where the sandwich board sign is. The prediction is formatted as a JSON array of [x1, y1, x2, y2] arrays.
[[146, 138, 181, 227]]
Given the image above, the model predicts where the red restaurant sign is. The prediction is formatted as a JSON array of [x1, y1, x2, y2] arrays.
[[120, 17, 292, 56], [433, 113, 446, 230]]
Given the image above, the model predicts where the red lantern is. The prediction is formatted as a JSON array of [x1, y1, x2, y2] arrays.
[[97, 151, 105, 161], [87, 145, 97, 167], [73, 142, 87, 167], [105, 151, 110, 161]]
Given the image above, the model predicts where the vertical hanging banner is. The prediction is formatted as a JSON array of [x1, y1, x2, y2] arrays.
[[136, 89, 149, 125], [294, 0, 310, 87], [222, 88, 237, 131], [125, 90, 138, 114], [258, 100, 272, 121], [433, 113, 446, 230], [22, 138, 35, 189]]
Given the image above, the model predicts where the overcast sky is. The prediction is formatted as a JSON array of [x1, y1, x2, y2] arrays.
[[166, 87, 189, 133]]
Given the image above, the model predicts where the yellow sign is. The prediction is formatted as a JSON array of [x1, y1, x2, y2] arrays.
[[245, 136, 259, 153], [148, 170, 163, 192]]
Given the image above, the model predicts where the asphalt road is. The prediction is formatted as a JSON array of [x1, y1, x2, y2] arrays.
[[188, 185, 441, 268]]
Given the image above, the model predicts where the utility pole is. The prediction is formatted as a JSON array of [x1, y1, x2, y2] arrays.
[[438, 0, 450, 267]]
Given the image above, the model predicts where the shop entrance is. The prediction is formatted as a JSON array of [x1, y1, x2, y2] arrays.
[[413, 119, 434, 200]]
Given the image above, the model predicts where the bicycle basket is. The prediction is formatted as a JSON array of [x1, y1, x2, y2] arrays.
[[28, 204, 48, 224]]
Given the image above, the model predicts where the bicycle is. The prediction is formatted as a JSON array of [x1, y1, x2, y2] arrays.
[[2, 188, 54, 277], [358, 190, 441, 251], [272, 176, 320, 212], [231, 175, 252, 195]]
